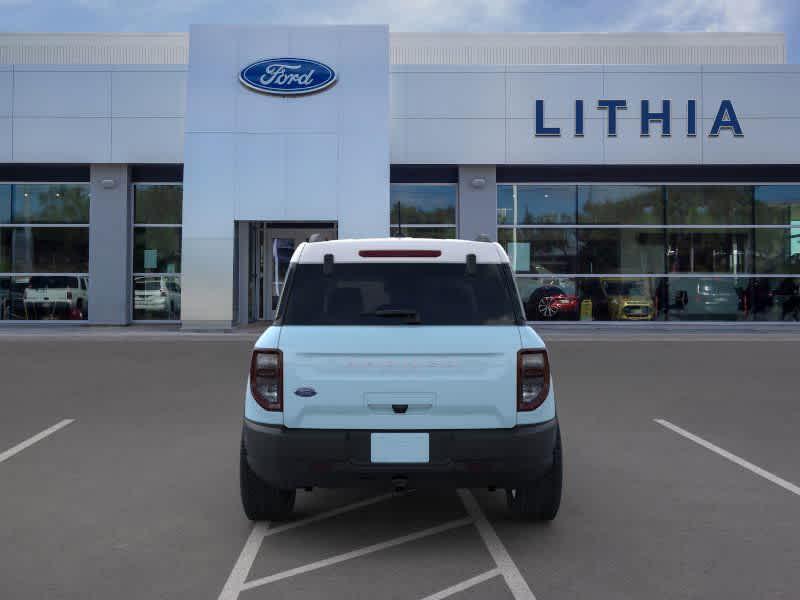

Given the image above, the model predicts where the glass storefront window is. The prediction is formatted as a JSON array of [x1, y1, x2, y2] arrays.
[[755, 228, 800, 274], [516, 277, 579, 321], [745, 277, 800, 321], [133, 227, 181, 273], [666, 229, 752, 274], [1, 182, 89, 321], [498, 228, 577, 274], [133, 185, 182, 225], [1, 184, 90, 225], [1, 228, 89, 273], [666, 186, 752, 225], [498, 185, 575, 225], [390, 226, 457, 239], [132, 184, 183, 320], [578, 185, 663, 225], [578, 229, 665, 274], [666, 277, 747, 321], [133, 275, 181, 320], [755, 185, 800, 225], [390, 183, 457, 239]]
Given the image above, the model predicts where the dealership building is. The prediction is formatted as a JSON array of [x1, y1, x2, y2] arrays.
[[0, 27, 798, 327]]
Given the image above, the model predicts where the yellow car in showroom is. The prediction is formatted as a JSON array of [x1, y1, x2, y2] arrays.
[[600, 279, 655, 321]]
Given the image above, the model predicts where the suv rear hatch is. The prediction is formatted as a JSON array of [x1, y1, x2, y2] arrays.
[[276, 260, 524, 430]]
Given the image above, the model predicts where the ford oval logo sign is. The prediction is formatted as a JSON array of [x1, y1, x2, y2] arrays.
[[239, 58, 337, 96]]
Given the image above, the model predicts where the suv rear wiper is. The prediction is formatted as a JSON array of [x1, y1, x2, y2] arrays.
[[361, 308, 422, 324]]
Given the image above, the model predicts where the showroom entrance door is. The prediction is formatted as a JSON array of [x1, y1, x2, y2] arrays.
[[248, 223, 337, 322]]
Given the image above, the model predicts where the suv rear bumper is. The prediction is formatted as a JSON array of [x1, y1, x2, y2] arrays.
[[242, 417, 559, 490]]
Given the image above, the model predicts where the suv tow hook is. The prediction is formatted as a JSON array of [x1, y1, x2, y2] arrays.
[[392, 404, 409, 414]]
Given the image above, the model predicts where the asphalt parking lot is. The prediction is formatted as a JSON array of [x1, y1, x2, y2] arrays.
[[1, 329, 799, 599]]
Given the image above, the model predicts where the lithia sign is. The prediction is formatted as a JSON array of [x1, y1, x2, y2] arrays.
[[535, 99, 743, 138]]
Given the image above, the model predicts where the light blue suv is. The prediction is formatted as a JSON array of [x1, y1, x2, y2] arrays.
[[241, 238, 562, 521]]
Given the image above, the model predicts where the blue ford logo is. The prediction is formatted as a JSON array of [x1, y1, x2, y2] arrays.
[[239, 58, 337, 96], [294, 387, 317, 398]]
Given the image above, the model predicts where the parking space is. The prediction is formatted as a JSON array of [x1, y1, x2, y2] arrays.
[[0, 332, 798, 599]]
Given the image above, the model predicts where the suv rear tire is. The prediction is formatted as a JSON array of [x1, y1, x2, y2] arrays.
[[506, 427, 562, 521], [240, 437, 296, 521]]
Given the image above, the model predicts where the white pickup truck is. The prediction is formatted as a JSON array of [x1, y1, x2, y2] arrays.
[[23, 275, 88, 320], [240, 238, 562, 521]]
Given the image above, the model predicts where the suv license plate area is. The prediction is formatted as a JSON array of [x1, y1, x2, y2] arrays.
[[370, 433, 429, 463]]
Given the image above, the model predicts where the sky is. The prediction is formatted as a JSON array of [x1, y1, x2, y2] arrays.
[[0, 0, 797, 62]]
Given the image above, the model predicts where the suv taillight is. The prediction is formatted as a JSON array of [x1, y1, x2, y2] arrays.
[[250, 349, 283, 411], [517, 349, 549, 411]]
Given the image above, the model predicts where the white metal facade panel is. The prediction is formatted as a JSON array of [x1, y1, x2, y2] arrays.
[[506, 70, 603, 119], [111, 70, 186, 116], [13, 117, 111, 162], [701, 70, 800, 118], [111, 117, 184, 163], [507, 117, 604, 164], [391, 64, 800, 165], [181, 24, 389, 325], [0, 69, 11, 117], [14, 70, 110, 117], [0, 118, 10, 160]]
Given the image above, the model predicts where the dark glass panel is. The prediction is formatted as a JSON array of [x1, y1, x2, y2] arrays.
[[134, 184, 183, 225], [666, 229, 752, 274], [1, 228, 89, 273], [754, 185, 800, 225], [578, 229, 665, 274], [666, 186, 752, 225], [390, 184, 456, 225], [578, 185, 663, 225], [498, 228, 577, 274], [9, 184, 90, 224], [755, 228, 800, 274], [390, 226, 457, 239], [133, 227, 181, 273], [515, 185, 576, 225]]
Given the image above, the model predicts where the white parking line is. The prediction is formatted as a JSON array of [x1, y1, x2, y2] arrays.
[[655, 418, 800, 497], [0, 419, 74, 464], [240, 517, 472, 591], [217, 491, 401, 600], [419, 568, 501, 600], [457, 489, 537, 600]]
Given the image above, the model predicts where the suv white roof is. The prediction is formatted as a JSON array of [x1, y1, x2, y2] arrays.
[[293, 238, 510, 264]]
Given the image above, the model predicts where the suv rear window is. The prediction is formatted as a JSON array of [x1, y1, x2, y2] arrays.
[[277, 263, 523, 326]]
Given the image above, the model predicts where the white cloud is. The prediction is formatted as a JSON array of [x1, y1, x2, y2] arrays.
[[286, 0, 524, 31], [622, 0, 780, 32]]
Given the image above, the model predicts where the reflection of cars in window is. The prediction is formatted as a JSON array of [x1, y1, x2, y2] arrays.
[[23, 276, 88, 320], [134, 276, 181, 319], [0, 278, 9, 320], [672, 278, 740, 320], [524, 285, 578, 320], [598, 278, 655, 321], [520, 265, 578, 321]]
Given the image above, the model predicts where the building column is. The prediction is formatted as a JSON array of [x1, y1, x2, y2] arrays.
[[458, 166, 497, 241], [236, 221, 249, 326], [88, 164, 131, 325]]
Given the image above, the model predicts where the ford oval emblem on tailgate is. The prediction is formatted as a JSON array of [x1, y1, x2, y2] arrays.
[[294, 387, 317, 398]]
